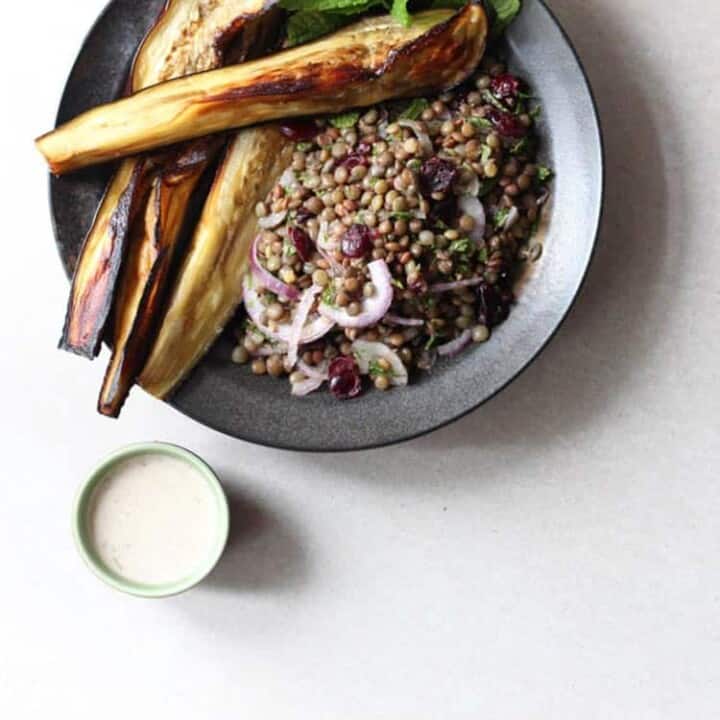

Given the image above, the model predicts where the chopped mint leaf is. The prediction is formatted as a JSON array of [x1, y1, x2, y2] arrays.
[[449, 238, 473, 255], [321, 284, 337, 306], [329, 111, 360, 129], [510, 137, 530, 155], [477, 247, 489, 263], [390, 211, 413, 220], [470, 116, 493, 130], [483, 90, 508, 112], [537, 165, 554, 182], [493, 208, 510, 228], [408, 158, 422, 171], [369, 359, 394, 378], [399, 97, 429, 120], [424, 333, 441, 351], [296, 141, 314, 152]]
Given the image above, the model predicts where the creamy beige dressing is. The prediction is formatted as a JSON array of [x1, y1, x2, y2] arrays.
[[87, 454, 218, 586]]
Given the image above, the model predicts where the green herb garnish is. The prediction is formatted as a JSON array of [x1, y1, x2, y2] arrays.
[[537, 165, 554, 182], [493, 208, 510, 228], [449, 238, 473, 255], [329, 111, 360, 129], [321, 284, 337, 306], [470, 117, 493, 131], [296, 141, 314, 152], [368, 359, 394, 378], [477, 247, 489, 263], [391, 278, 405, 290], [510, 137, 530, 155], [399, 97, 429, 120]]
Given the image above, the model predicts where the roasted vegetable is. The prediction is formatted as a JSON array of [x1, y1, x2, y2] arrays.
[[36, 5, 487, 174], [98, 138, 222, 417], [58, 0, 279, 358], [139, 126, 294, 398], [97, 4, 285, 415]]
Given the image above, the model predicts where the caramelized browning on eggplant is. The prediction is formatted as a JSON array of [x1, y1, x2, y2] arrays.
[[98, 139, 222, 417], [139, 127, 293, 398], [37, 6, 487, 174], [58, 0, 278, 358]]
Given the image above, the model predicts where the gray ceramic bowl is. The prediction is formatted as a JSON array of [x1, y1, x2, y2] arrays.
[[49, 0, 603, 452]]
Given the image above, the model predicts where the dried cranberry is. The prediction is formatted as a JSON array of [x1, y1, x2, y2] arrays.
[[419, 157, 458, 197], [279, 120, 317, 141], [342, 151, 369, 170], [342, 141, 372, 170], [487, 109, 527, 138], [289, 226, 313, 263], [490, 74, 522, 107], [477, 281, 513, 328], [341, 224, 373, 258], [328, 357, 362, 400]]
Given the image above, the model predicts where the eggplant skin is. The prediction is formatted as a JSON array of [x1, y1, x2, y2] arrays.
[[57, 0, 279, 358], [98, 139, 221, 417], [36, 6, 487, 174], [59, 159, 152, 357], [139, 127, 293, 399]]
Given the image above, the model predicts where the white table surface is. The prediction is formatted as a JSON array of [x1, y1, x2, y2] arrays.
[[2, 0, 719, 716]]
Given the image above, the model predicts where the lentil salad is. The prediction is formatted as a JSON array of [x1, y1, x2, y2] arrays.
[[233, 54, 553, 399]]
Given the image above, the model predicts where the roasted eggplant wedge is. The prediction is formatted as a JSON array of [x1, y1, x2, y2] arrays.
[[139, 127, 293, 398], [98, 138, 222, 417], [36, 6, 487, 174], [58, 0, 279, 358]]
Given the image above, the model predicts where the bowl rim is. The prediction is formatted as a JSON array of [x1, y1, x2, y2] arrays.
[[50, 0, 605, 454], [72, 442, 230, 598]]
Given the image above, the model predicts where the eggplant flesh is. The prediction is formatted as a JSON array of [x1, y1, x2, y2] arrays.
[[139, 126, 293, 399], [98, 139, 221, 417], [57, 0, 279, 358], [37, 6, 487, 174]]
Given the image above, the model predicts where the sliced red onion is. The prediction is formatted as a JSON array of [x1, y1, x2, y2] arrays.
[[291, 376, 325, 397], [250, 235, 300, 301], [352, 340, 409, 387], [385, 313, 424, 327], [279, 167, 299, 191], [458, 196, 486, 246], [287, 285, 321, 369], [397, 120, 433, 156], [319, 260, 393, 329], [243, 274, 334, 344], [297, 359, 329, 381], [258, 210, 288, 230], [429, 277, 484, 293], [437, 330, 472, 358], [503, 206, 520, 231]]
